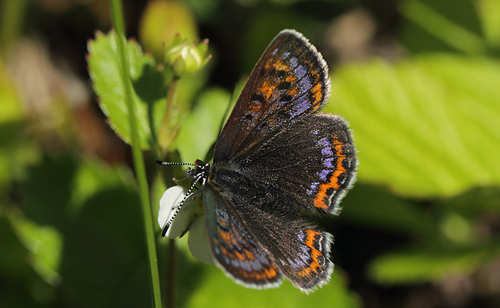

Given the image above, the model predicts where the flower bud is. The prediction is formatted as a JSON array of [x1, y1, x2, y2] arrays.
[[165, 38, 211, 77]]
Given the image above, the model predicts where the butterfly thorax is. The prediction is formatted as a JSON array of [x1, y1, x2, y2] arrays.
[[206, 161, 292, 214], [206, 161, 250, 191]]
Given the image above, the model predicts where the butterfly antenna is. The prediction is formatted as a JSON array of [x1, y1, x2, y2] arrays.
[[161, 172, 204, 237], [156, 160, 197, 167]]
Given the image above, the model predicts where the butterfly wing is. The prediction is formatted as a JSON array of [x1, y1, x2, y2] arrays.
[[205, 180, 333, 292], [243, 211, 334, 293], [214, 29, 330, 163], [241, 113, 357, 214], [204, 184, 283, 289]]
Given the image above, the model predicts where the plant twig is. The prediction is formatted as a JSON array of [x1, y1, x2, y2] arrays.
[[109, 1, 163, 307]]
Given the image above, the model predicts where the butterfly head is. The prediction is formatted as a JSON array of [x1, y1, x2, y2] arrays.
[[186, 159, 209, 186]]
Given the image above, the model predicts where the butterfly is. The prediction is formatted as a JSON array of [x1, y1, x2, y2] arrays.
[[158, 29, 357, 293]]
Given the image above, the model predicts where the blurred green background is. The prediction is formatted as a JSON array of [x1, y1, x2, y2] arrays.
[[1, 0, 500, 307]]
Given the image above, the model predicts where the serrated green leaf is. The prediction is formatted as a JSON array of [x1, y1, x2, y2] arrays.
[[326, 55, 500, 197], [88, 31, 167, 150]]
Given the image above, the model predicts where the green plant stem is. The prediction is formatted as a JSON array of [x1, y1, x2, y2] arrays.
[[109, 1, 163, 307], [401, 0, 486, 55], [166, 239, 176, 308], [158, 77, 180, 155], [0, 0, 28, 56]]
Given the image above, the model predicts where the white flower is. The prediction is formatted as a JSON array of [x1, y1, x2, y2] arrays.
[[158, 186, 213, 264]]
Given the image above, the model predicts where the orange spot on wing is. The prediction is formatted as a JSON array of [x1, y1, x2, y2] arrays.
[[258, 81, 276, 100], [239, 264, 278, 281], [313, 137, 346, 210], [244, 249, 255, 260], [218, 219, 228, 228], [235, 251, 246, 261], [219, 229, 232, 244], [286, 75, 296, 83], [273, 60, 289, 71], [298, 229, 323, 276], [310, 69, 320, 83], [265, 266, 278, 279], [288, 88, 298, 96], [311, 83, 323, 105]]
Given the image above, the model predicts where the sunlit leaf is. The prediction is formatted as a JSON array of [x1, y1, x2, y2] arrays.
[[87, 31, 167, 149], [327, 55, 500, 197], [0, 61, 23, 123], [0, 216, 54, 305], [10, 215, 62, 286], [70, 158, 134, 213], [185, 266, 361, 308]]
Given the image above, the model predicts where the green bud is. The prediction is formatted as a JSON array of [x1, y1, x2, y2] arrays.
[[165, 38, 211, 77]]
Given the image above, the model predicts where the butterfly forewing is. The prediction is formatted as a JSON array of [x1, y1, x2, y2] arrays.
[[214, 30, 331, 163]]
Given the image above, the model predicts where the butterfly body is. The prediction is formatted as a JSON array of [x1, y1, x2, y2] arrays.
[[166, 29, 357, 293]]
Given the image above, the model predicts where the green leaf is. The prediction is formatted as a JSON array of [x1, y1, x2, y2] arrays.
[[173, 87, 231, 163], [9, 214, 62, 286], [326, 55, 500, 197], [19, 153, 78, 227], [88, 31, 167, 150], [478, 0, 500, 48], [59, 186, 151, 308], [399, 0, 486, 54], [70, 158, 134, 214], [169, 236, 360, 307], [368, 244, 500, 284], [184, 266, 361, 308], [0, 62, 23, 123], [0, 216, 55, 306], [339, 184, 433, 236]]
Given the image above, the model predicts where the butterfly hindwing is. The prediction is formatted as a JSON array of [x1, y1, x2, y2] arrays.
[[205, 180, 334, 292], [214, 30, 331, 163], [240, 113, 357, 214], [235, 207, 334, 292], [203, 184, 283, 289]]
